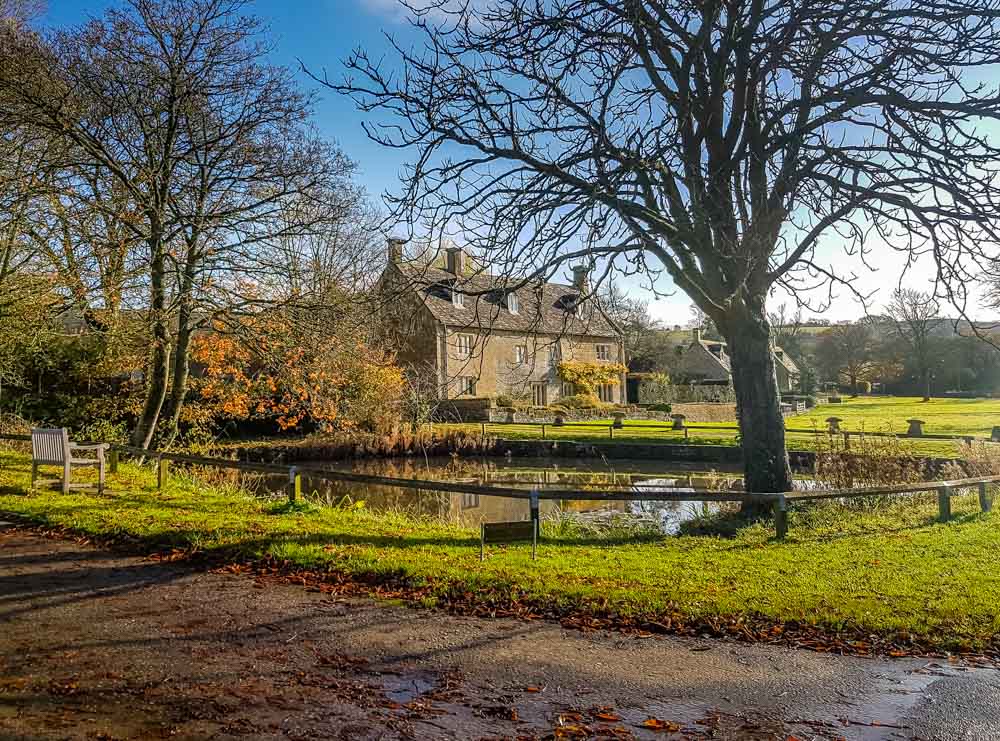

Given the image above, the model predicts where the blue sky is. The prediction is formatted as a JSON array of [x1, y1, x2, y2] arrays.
[[42, 0, 993, 324]]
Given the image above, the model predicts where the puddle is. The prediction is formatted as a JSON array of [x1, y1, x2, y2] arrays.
[[380, 672, 438, 704]]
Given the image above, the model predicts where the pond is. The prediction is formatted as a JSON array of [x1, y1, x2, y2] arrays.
[[257, 457, 753, 535]]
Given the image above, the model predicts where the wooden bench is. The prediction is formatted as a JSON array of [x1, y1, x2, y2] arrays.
[[31, 428, 107, 494]]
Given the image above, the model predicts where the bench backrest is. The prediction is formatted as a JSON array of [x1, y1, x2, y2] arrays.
[[31, 428, 69, 465]]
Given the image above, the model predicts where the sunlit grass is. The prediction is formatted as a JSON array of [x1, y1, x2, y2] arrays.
[[433, 396, 1000, 459], [1, 448, 998, 650]]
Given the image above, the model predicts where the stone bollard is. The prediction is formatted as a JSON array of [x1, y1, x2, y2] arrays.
[[992, 426, 1000, 442], [826, 416, 842, 434], [505, 409, 518, 424], [671, 413, 687, 430], [612, 411, 625, 429], [906, 418, 925, 438], [553, 412, 565, 427]]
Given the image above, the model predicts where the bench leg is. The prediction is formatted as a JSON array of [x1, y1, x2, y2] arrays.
[[62, 460, 70, 494], [98, 460, 106, 494]]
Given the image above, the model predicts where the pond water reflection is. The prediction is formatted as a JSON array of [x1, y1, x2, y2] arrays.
[[266, 457, 751, 535]]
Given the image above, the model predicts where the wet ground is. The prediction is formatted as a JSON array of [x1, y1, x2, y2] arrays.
[[1, 522, 998, 740]]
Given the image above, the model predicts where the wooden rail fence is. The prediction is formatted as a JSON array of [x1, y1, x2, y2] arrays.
[[1, 433, 996, 540], [476, 420, 993, 446]]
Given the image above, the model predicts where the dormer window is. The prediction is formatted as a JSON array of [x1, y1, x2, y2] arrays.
[[452, 289, 464, 308], [506, 292, 519, 314]]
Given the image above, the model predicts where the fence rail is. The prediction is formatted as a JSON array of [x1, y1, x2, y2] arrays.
[[2, 433, 996, 540], [474, 420, 991, 446]]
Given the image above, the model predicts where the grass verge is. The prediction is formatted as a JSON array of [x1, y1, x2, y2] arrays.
[[1, 448, 998, 657]]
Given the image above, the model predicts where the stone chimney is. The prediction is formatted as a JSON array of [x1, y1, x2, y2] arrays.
[[445, 246, 465, 275], [387, 237, 406, 264], [571, 264, 591, 293], [692, 327, 702, 344]]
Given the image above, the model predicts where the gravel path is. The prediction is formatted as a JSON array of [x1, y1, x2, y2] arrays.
[[1, 523, 998, 740]]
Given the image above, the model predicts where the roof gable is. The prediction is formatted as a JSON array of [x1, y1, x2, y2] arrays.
[[388, 263, 620, 339]]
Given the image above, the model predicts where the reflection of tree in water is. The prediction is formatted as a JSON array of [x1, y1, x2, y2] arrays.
[[276, 458, 747, 531]]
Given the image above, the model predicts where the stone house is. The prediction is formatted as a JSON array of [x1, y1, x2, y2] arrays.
[[676, 328, 800, 392], [380, 240, 625, 411]]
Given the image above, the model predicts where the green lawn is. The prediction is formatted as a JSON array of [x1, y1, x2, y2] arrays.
[[2, 448, 999, 653], [438, 396, 1000, 458], [790, 396, 1000, 437]]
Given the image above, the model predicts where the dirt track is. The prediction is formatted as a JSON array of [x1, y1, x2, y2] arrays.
[[1, 522, 998, 740]]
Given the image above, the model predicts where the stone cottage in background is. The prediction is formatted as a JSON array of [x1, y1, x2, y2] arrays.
[[676, 328, 800, 392], [380, 239, 625, 418]]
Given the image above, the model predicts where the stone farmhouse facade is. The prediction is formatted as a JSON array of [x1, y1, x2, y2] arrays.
[[380, 240, 626, 412], [677, 328, 800, 392]]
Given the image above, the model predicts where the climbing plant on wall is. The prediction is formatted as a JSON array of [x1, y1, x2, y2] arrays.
[[556, 361, 627, 394]]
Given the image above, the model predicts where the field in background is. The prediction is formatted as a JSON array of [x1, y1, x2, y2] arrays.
[[790, 396, 1000, 437], [435, 397, 1000, 459]]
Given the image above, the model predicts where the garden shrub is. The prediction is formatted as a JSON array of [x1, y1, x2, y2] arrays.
[[550, 393, 614, 412]]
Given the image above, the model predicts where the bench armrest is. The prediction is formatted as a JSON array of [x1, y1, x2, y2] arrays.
[[69, 443, 109, 451]]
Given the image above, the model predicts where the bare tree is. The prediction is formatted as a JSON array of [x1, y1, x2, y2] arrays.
[[599, 282, 661, 372], [327, 0, 1000, 500], [1, 0, 355, 448], [883, 289, 943, 401], [815, 323, 879, 393]]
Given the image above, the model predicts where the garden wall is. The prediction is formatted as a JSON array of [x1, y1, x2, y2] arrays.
[[638, 381, 736, 405]]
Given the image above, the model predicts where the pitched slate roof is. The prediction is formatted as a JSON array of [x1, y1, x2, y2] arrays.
[[772, 347, 800, 375], [685, 339, 799, 377], [695, 340, 732, 374], [391, 263, 619, 339]]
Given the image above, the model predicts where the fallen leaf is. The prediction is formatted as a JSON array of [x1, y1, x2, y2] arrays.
[[641, 718, 682, 732]]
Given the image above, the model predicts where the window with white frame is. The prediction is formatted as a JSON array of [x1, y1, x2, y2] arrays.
[[514, 345, 526, 365], [595, 344, 611, 361], [456, 333, 473, 358], [506, 292, 519, 314], [461, 492, 480, 509], [458, 376, 477, 396], [597, 384, 615, 403], [452, 289, 465, 308]]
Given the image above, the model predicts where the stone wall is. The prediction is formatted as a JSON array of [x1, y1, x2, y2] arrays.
[[638, 381, 736, 405]]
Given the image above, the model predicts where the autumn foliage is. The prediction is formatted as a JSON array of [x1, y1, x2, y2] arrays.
[[556, 360, 627, 395], [191, 315, 404, 434]]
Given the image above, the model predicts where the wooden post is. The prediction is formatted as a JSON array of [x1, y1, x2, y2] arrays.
[[609, 425, 614, 439], [109, 448, 119, 474], [156, 456, 168, 490], [481, 422, 486, 439], [772, 496, 788, 539], [541, 424, 546, 440], [843, 431, 851, 450], [979, 481, 993, 513], [288, 467, 301, 503], [937, 485, 952, 522], [530, 490, 539, 560]]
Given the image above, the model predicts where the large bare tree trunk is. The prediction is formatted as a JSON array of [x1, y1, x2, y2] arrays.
[[723, 304, 793, 516]]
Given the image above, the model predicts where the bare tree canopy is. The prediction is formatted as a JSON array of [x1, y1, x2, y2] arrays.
[[883, 288, 943, 401], [327, 0, 1000, 497], [0, 0, 372, 448]]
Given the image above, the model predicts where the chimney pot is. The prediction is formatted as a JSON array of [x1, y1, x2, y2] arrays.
[[571, 264, 591, 293], [387, 237, 406, 264], [445, 246, 465, 275]]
